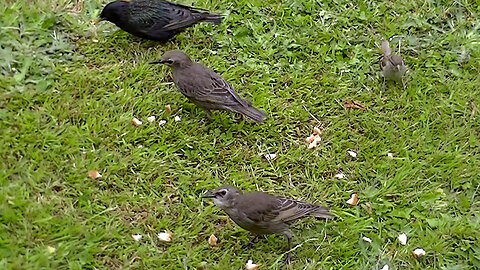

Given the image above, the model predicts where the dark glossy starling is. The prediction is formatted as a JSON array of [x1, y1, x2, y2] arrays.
[[203, 186, 332, 263], [98, 0, 222, 42], [380, 40, 407, 89], [151, 50, 266, 122]]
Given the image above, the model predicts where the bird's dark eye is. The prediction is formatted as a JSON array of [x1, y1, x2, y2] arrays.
[[217, 190, 227, 197]]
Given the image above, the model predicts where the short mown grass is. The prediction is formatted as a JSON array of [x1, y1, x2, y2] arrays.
[[1, 0, 479, 269]]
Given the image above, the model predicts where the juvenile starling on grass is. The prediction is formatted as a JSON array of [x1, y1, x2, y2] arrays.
[[98, 0, 222, 42], [380, 40, 407, 89], [151, 51, 266, 122], [203, 186, 332, 263]]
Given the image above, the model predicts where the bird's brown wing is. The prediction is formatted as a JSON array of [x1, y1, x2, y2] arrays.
[[176, 64, 250, 107], [389, 55, 404, 68], [380, 57, 389, 70], [235, 193, 282, 224]]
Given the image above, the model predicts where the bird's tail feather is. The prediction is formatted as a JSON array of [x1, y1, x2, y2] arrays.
[[310, 206, 333, 219], [232, 105, 265, 123], [200, 14, 223, 25], [381, 40, 391, 56]]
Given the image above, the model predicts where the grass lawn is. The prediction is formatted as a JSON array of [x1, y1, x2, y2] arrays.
[[1, 0, 480, 269]]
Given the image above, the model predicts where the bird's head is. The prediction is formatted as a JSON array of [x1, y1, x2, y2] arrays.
[[150, 50, 192, 68], [98, 1, 129, 24], [203, 186, 241, 209]]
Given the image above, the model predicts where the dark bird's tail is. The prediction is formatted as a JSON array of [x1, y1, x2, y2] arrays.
[[231, 104, 265, 123], [309, 206, 333, 220], [199, 13, 223, 24]]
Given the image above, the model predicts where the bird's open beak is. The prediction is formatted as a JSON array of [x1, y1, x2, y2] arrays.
[[202, 192, 216, 199], [149, 60, 165, 65], [93, 18, 103, 25]]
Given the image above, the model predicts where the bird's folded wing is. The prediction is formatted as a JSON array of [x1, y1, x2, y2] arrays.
[[389, 55, 404, 67], [272, 198, 324, 223], [161, 14, 204, 31], [128, 1, 170, 29], [177, 67, 250, 107], [236, 193, 281, 224]]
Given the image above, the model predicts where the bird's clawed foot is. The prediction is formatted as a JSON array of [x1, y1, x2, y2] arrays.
[[203, 109, 213, 120], [284, 253, 292, 264], [401, 78, 406, 90], [242, 235, 260, 249]]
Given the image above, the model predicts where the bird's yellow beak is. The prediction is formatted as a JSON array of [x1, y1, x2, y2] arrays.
[[93, 18, 102, 25]]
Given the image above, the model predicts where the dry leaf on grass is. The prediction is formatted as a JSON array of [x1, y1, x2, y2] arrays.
[[343, 100, 366, 110]]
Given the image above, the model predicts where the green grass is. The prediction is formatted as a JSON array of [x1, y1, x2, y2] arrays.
[[1, 0, 480, 269]]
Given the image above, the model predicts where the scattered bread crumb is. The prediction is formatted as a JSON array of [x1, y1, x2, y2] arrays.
[[132, 117, 142, 127], [347, 193, 358, 206], [264, 153, 276, 161], [245, 260, 259, 270], [88, 170, 102, 180], [347, 150, 357, 158], [46, 246, 56, 254], [208, 234, 218, 246], [362, 236, 372, 243], [308, 135, 322, 149], [306, 134, 316, 144], [412, 248, 425, 258], [398, 233, 407, 245], [147, 116, 156, 123], [164, 105, 172, 113], [157, 232, 172, 243], [132, 234, 142, 241]]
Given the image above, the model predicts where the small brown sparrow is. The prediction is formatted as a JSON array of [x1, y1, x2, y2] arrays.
[[380, 40, 406, 89]]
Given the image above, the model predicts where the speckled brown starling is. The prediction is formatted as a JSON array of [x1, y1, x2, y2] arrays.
[[380, 40, 407, 89], [151, 50, 266, 122], [203, 186, 332, 263]]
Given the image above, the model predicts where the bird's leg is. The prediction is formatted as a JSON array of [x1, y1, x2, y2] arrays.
[[382, 77, 386, 90], [202, 109, 212, 120], [401, 77, 406, 90], [283, 231, 293, 264], [242, 234, 261, 249]]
